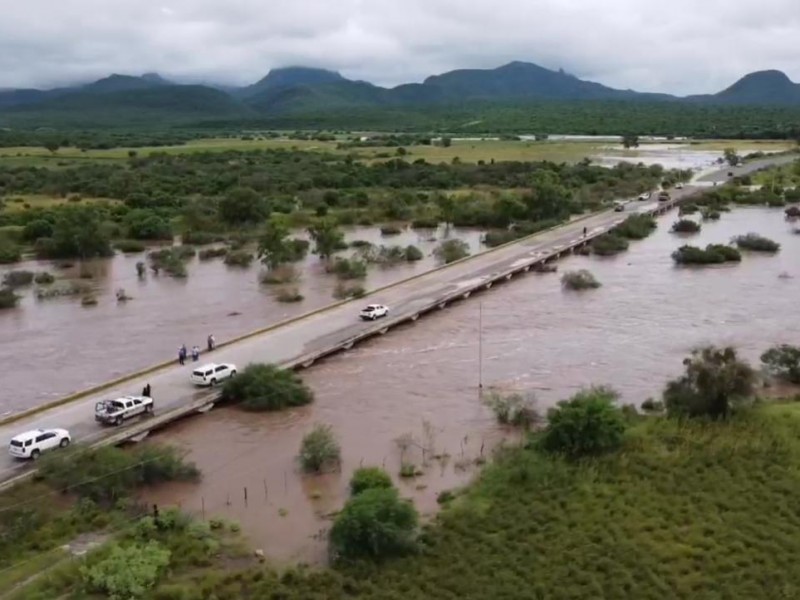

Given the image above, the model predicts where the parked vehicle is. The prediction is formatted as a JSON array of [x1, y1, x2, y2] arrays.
[[675, 182, 684, 189], [613, 201, 625, 212], [9, 428, 71, 460], [190, 363, 237, 387], [360, 304, 389, 320], [658, 191, 671, 202], [637, 192, 651, 201], [95, 395, 153, 426]]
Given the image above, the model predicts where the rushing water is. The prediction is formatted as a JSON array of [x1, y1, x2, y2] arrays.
[[0, 226, 484, 412], [143, 206, 800, 564]]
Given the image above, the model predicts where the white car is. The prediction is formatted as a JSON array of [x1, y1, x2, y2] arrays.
[[95, 395, 153, 426], [190, 363, 237, 387], [675, 182, 684, 189], [360, 304, 389, 321], [9, 428, 71, 460], [637, 192, 651, 201]]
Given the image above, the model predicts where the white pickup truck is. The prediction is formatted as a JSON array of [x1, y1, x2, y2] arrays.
[[95, 395, 153, 426]]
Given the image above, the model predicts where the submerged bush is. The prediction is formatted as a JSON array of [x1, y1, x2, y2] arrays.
[[672, 244, 741, 265], [404, 244, 424, 261], [614, 214, 657, 240], [434, 239, 470, 264], [2, 269, 34, 287], [786, 206, 800, 218], [223, 250, 254, 267], [701, 208, 721, 220], [671, 219, 701, 233], [260, 264, 299, 284], [328, 256, 368, 279], [591, 233, 629, 256], [299, 424, 341, 473], [380, 225, 403, 236], [182, 230, 226, 245], [33, 271, 55, 285], [733, 233, 781, 253], [539, 387, 626, 458], [561, 269, 601, 290], [114, 239, 146, 253], [350, 467, 394, 497], [330, 487, 418, 563], [484, 391, 540, 428], [483, 229, 520, 248], [274, 286, 304, 303], [0, 287, 20, 309], [761, 344, 800, 384], [220, 363, 313, 411], [198, 247, 228, 261], [333, 282, 366, 299]]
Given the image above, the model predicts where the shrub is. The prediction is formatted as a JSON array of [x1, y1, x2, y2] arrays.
[[614, 214, 657, 240], [592, 233, 629, 256], [350, 467, 394, 496], [483, 230, 519, 248], [678, 203, 699, 216], [125, 209, 173, 240], [434, 239, 470, 264], [380, 225, 403, 236], [0, 241, 22, 264], [260, 264, 299, 284], [33, 271, 54, 285], [0, 287, 20, 309], [404, 244, 423, 261], [640, 398, 665, 413], [81, 541, 171, 599], [539, 387, 626, 458], [786, 206, 800, 218], [672, 244, 741, 265], [286, 238, 310, 262], [223, 250, 254, 267], [328, 256, 367, 279], [561, 269, 601, 290], [664, 346, 756, 419], [701, 208, 721, 220], [484, 391, 540, 428], [22, 218, 54, 242], [115, 239, 147, 253], [411, 217, 439, 229], [275, 287, 304, 303], [761, 344, 800, 384], [220, 363, 313, 411], [37, 444, 199, 504], [733, 233, 781, 253], [329, 487, 418, 562], [350, 239, 373, 249], [2, 270, 34, 287], [299, 424, 341, 473], [182, 231, 225, 245], [333, 282, 366, 299], [671, 219, 701, 233], [198, 247, 228, 260]]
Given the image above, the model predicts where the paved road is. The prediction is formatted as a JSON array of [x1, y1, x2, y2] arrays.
[[0, 188, 699, 482], [697, 153, 798, 184]]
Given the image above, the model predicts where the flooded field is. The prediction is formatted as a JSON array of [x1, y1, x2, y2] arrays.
[[144, 206, 800, 565], [0, 226, 483, 412]]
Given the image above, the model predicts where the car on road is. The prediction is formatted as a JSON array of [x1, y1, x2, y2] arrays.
[[637, 192, 651, 201], [95, 395, 153, 426], [658, 191, 671, 202], [9, 428, 71, 460], [360, 304, 389, 320], [675, 182, 684, 189], [613, 201, 625, 212], [190, 363, 237, 387]]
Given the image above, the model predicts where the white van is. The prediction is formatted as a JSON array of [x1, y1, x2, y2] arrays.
[[9, 428, 71, 460]]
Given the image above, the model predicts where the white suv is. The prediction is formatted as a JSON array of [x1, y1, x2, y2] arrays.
[[360, 304, 389, 320], [9, 428, 71, 460], [190, 363, 237, 387]]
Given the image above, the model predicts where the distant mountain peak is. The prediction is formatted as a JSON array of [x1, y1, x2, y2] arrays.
[[715, 69, 799, 104], [241, 66, 345, 98]]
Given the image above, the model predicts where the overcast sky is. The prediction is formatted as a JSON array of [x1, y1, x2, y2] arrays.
[[2, 0, 800, 94]]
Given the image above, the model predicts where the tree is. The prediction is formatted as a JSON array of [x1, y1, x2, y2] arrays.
[[220, 363, 314, 411], [350, 467, 393, 496], [218, 187, 267, 225], [329, 487, 418, 562], [435, 193, 457, 226], [299, 424, 341, 473], [440, 137, 452, 148], [761, 345, 800, 384], [308, 219, 345, 260], [124, 209, 172, 240], [257, 221, 292, 270], [22, 218, 54, 242], [81, 541, 171, 599], [539, 387, 626, 458], [44, 141, 60, 154], [46, 206, 113, 260], [723, 148, 741, 167], [622, 134, 639, 149], [664, 346, 756, 419]]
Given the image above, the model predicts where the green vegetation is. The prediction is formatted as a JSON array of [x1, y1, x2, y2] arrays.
[[333, 282, 366, 299], [274, 286, 304, 303], [330, 487, 419, 563], [671, 218, 701, 233], [0, 287, 19, 309], [672, 244, 742, 265], [733, 233, 781, 252], [33, 271, 54, 285], [483, 391, 540, 428], [299, 424, 341, 473], [433, 239, 470, 264], [380, 225, 403, 236], [220, 363, 313, 411], [81, 540, 171, 599], [198, 247, 228, 260], [561, 269, 601, 290], [664, 346, 756, 419], [591, 233, 629, 256], [328, 256, 368, 279], [2, 269, 34, 287], [0, 240, 22, 264], [701, 208, 721, 220], [309, 219, 346, 260], [349, 467, 394, 496], [539, 387, 626, 458], [223, 249, 255, 267], [613, 213, 657, 240], [34, 205, 113, 260], [114, 239, 146, 253], [761, 344, 800, 384]]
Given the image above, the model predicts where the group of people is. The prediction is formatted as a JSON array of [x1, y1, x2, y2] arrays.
[[177, 334, 216, 366]]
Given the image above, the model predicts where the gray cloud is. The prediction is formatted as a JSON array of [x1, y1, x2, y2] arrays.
[[2, 0, 799, 93]]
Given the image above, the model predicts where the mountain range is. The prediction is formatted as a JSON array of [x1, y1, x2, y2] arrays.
[[1, 62, 799, 127]]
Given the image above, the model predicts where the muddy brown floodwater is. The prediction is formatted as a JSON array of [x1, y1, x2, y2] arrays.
[[144, 207, 800, 565], [0, 226, 483, 413]]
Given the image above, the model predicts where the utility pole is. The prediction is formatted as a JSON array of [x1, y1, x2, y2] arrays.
[[478, 302, 483, 390]]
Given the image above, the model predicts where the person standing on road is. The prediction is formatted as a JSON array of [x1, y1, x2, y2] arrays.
[[583, 226, 587, 237], [143, 383, 151, 398], [207, 334, 215, 352], [178, 345, 187, 365], [192, 346, 200, 362]]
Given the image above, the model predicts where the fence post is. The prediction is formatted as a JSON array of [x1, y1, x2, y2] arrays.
[[244, 487, 248, 507]]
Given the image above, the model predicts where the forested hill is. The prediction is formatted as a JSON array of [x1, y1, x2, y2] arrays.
[[2, 62, 800, 133]]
